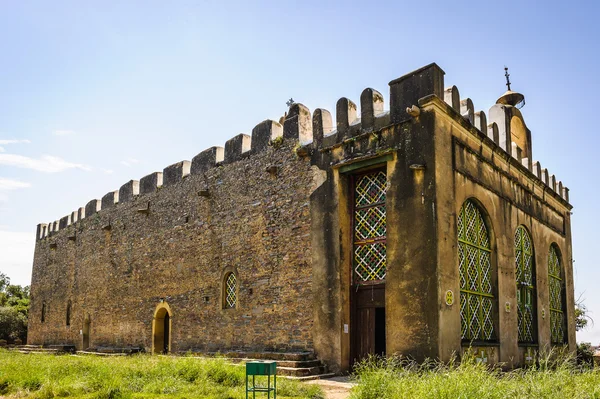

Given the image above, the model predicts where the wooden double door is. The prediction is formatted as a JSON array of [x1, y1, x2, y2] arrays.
[[352, 284, 386, 364]]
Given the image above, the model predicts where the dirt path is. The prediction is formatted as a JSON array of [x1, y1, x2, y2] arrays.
[[305, 376, 354, 399]]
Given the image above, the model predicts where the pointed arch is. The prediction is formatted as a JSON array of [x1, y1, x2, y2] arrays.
[[515, 226, 536, 343], [548, 244, 566, 344], [458, 198, 496, 342]]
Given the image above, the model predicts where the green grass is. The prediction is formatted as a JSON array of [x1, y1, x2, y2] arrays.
[[350, 350, 600, 399], [0, 349, 324, 399]]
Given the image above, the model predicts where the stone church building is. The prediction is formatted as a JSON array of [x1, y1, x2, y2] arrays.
[[28, 63, 575, 372]]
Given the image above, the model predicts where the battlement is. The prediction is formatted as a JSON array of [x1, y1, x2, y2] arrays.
[[35, 63, 570, 240]]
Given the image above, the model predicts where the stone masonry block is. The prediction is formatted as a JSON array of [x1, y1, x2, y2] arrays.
[[312, 109, 332, 147], [283, 103, 312, 144], [336, 97, 358, 140], [444, 85, 460, 112], [101, 190, 119, 210], [59, 215, 70, 230], [460, 98, 474, 124], [360, 88, 384, 131], [140, 172, 163, 195], [119, 180, 140, 203], [251, 120, 283, 152], [474, 111, 487, 133], [224, 134, 251, 163], [163, 161, 191, 187], [191, 147, 224, 175], [389, 63, 445, 123], [85, 199, 101, 217]]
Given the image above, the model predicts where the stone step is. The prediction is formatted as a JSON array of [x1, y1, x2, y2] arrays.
[[17, 348, 60, 354], [76, 351, 128, 357], [226, 357, 322, 369], [203, 350, 315, 362], [277, 365, 327, 377], [284, 373, 337, 381]]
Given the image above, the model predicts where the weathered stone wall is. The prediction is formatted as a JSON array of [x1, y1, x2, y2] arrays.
[[29, 63, 575, 373], [28, 138, 316, 353]]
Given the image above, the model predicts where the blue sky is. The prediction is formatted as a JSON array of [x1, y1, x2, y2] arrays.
[[1, 1, 598, 343]]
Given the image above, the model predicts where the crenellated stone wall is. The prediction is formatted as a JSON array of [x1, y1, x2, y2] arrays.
[[29, 62, 575, 372]]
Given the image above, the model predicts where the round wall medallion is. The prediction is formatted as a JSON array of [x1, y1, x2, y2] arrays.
[[445, 290, 454, 306]]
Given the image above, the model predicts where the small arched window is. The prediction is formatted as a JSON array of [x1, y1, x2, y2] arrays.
[[548, 244, 566, 344], [66, 301, 72, 326], [515, 226, 536, 343], [224, 272, 237, 309], [458, 199, 495, 342], [41, 302, 46, 323]]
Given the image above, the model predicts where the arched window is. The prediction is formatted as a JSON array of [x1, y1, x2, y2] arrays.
[[66, 301, 72, 326], [223, 272, 237, 309], [515, 226, 536, 343], [41, 302, 46, 323], [548, 244, 566, 344], [458, 199, 495, 342]]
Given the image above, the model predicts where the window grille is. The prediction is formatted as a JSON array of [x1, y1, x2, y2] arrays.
[[458, 200, 495, 341], [515, 226, 536, 343], [224, 273, 237, 309], [353, 170, 387, 283], [548, 244, 566, 344]]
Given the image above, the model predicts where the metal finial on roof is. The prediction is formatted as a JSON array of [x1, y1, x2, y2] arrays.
[[504, 66, 511, 91], [286, 98, 295, 107]]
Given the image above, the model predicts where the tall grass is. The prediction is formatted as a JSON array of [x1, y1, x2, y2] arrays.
[[351, 349, 600, 399], [0, 349, 323, 399]]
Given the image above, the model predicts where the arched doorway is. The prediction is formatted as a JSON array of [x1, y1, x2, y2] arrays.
[[152, 302, 172, 354], [82, 314, 90, 350]]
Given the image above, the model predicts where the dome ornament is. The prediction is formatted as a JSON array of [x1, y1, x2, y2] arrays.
[[496, 66, 526, 109]]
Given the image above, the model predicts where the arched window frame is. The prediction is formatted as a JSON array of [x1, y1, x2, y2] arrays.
[[515, 226, 537, 344], [222, 270, 238, 309], [458, 199, 497, 343], [548, 244, 567, 344]]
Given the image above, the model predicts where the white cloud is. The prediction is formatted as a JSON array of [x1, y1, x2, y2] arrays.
[[0, 139, 31, 145], [0, 178, 31, 190], [53, 130, 76, 136], [102, 168, 114, 175], [120, 158, 140, 167], [0, 154, 91, 173], [0, 231, 35, 286], [0, 147, 4, 152]]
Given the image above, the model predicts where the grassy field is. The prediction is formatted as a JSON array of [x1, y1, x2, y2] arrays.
[[0, 349, 324, 399], [350, 351, 600, 399]]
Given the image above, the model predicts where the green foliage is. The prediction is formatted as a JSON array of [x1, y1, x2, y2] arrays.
[[0, 307, 27, 342], [577, 342, 595, 368], [0, 273, 30, 343], [0, 350, 323, 398], [351, 351, 600, 399], [575, 299, 592, 332]]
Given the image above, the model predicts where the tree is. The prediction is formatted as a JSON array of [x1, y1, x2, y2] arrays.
[[575, 294, 593, 332], [0, 273, 29, 344]]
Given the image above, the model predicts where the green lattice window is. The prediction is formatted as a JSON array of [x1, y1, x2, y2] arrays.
[[353, 170, 387, 283], [548, 244, 566, 344], [515, 226, 536, 343], [458, 199, 496, 342], [224, 273, 237, 309]]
